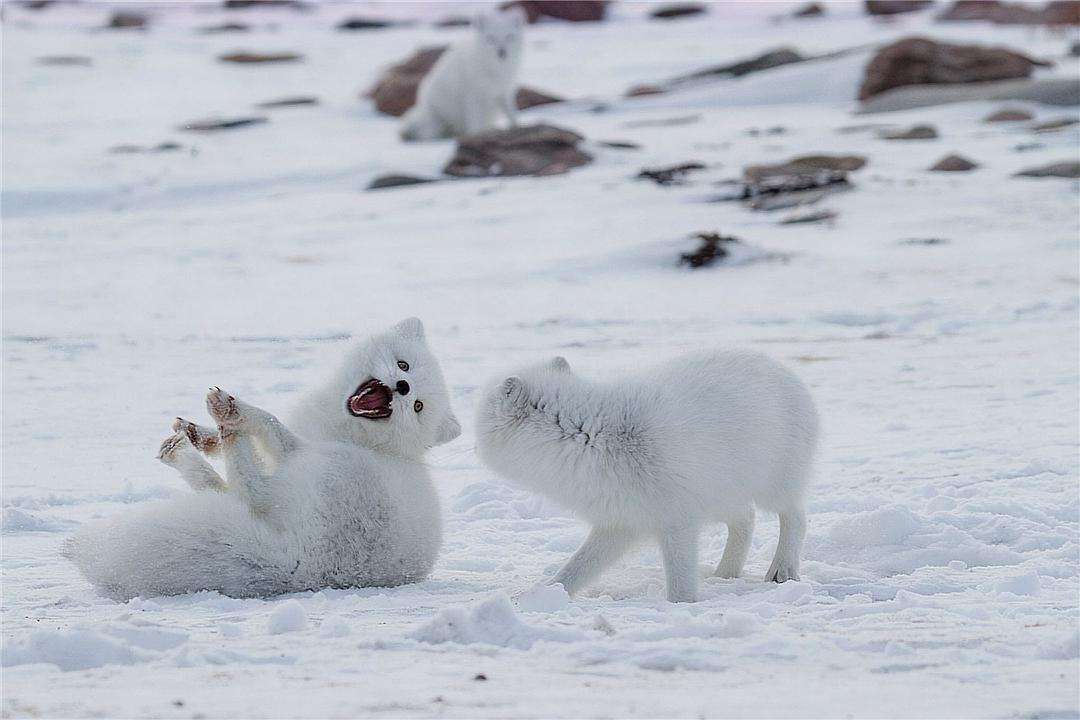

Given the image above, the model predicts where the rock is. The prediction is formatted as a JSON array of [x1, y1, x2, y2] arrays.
[[434, 16, 471, 27], [625, 84, 666, 97], [106, 12, 147, 29], [880, 124, 938, 139], [779, 209, 837, 224], [865, 1, 935, 14], [502, 1, 608, 23], [597, 140, 641, 150], [793, 3, 826, 17], [937, 0, 1079, 25], [1070, 41, 1080, 57], [109, 142, 184, 154], [900, 237, 949, 245], [197, 22, 251, 33], [367, 174, 437, 190], [670, 48, 804, 84], [1014, 161, 1080, 178], [1013, 142, 1045, 152], [444, 123, 591, 178], [223, 0, 304, 8], [19, 1, 59, 9], [984, 108, 1033, 122], [929, 153, 978, 171], [1031, 117, 1079, 133], [180, 117, 268, 132], [744, 155, 867, 182], [36, 55, 92, 66], [858, 37, 1050, 101], [367, 46, 561, 117], [337, 17, 397, 30], [515, 87, 562, 110], [858, 77, 1080, 113], [680, 233, 741, 268], [637, 162, 706, 185], [650, 3, 707, 19], [219, 52, 302, 64], [256, 96, 319, 108]]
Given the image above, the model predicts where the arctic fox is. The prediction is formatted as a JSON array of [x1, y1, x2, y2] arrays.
[[64, 318, 461, 600], [399, 8, 525, 141], [476, 351, 818, 603]]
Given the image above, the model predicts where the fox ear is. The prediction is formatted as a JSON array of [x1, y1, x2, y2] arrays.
[[394, 317, 425, 340], [434, 413, 461, 446], [551, 356, 570, 372]]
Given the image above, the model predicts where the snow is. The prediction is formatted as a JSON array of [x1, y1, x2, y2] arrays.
[[2, 0, 1078, 717]]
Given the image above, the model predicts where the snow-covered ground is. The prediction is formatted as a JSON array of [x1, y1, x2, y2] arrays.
[[3, 1, 1079, 717]]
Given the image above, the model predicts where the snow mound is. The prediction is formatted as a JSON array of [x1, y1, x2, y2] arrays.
[[267, 600, 308, 635], [413, 594, 583, 649], [517, 584, 570, 613], [829, 505, 922, 546], [1, 629, 140, 671], [2, 507, 66, 533]]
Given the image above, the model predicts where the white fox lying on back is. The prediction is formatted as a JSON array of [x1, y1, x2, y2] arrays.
[[400, 8, 525, 141], [476, 350, 819, 603], [65, 318, 460, 600]]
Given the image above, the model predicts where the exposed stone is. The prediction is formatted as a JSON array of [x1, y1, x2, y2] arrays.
[[219, 52, 302, 64], [515, 87, 563, 110], [1070, 41, 1080, 57], [984, 108, 1034, 122], [650, 3, 707, 19], [444, 123, 591, 177], [858, 77, 1079, 113], [1014, 161, 1080, 178], [680, 233, 741, 268], [367, 174, 438, 190], [929, 153, 978, 171], [256, 96, 319, 108], [434, 16, 471, 27], [180, 117, 268, 132], [222, 0, 304, 8], [597, 140, 642, 150], [671, 48, 805, 84], [792, 3, 826, 17], [880, 124, 939, 139], [37, 55, 92, 66], [106, 12, 147, 29], [109, 142, 184, 154], [1031, 117, 1079, 132], [858, 37, 1049, 101], [779, 209, 837, 224], [637, 162, 706, 185], [626, 84, 666, 97], [337, 17, 396, 30], [937, 0, 1079, 25], [865, 1, 935, 15], [197, 22, 251, 33], [744, 155, 867, 182], [502, 1, 608, 23]]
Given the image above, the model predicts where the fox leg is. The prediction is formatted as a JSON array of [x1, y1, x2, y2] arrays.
[[552, 526, 638, 596], [157, 428, 226, 492], [716, 506, 755, 579]]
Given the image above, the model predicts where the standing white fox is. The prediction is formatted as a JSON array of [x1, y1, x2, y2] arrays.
[[64, 318, 460, 600], [400, 8, 525, 141], [476, 350, 819, 603]]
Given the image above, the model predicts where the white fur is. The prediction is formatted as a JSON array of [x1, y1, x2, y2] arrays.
[[64, 318, 461, 600], [399, 8, 524, 141], [475, 350, 819, 602]]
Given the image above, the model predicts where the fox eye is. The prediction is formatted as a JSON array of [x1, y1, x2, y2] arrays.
[[414, 400, 424, 413], [397, 360, 409, 371]]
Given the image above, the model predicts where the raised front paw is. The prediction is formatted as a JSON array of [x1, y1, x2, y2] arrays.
[[157, 429, 192, 465], [206, 387, 242, 435], [172, 417, 220, 454]]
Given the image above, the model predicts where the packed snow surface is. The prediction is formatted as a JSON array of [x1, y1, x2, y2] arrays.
[[2, 1, 1078, 718]]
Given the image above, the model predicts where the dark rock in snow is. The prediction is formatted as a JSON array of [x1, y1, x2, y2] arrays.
[[109, 142, 184, 154], [180, 117, 268, 132], [515, 87, 563, 109], [792, 3, 826, 17], [779, 209, 838, 224], [900, 237, 950, 245], [625, 84, 666, 97], [223, 0, 304, 8], [937, 0, 1079, 25], [502, 1, 608, 23], [435, 16, 471, 27], [670, 47, 805, 84], [984, 108, 1034, 122], [1031, 117, 1079, 133], [219, 52, 302, 64], [929, 153, 978, 171], [880, 124, 939, 139], [337, 17, 397, 30], [1070, 41, 1080, 57], [106, 12, 148, 29], [650, 3, 707, 20], [198, 22, 251, 33], [444, 124, 592, 178], [680, 233, 741, 268], [474, 674, 488, 681], [858, 37, 1050, 101], [744, 155, 867, 182], [637, 162, 706, 185], [865, 1, 935, 15], [1014, 161, 1080, 178], [257, 96, 319, 108], [598, 140, 642, 150], [37, 55, 92, 66], [367, 174, 438, 190]]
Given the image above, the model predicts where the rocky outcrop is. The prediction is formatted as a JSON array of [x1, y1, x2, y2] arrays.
[[865, 1, 935, 15], [180, 117, 268, 132], [937, 1, 1080, 25], [367, 174, 437, 190], [929, 154, 978, 171], [515, 87, 563, 110], [793, 3, 826, 17], [106, 12, 147, 29], [650, 3, 707, 19], [219, 52, 302, 63], [744, 155, 867, 182], [984, 108, 1034, 122], [444, 124, 591, 177], [859, 37, 1049, 100], [502, 1, 608, 23], [1014, 161, 1080, 178], [880, 124, 939, 139], [670, 48, 805, 85]]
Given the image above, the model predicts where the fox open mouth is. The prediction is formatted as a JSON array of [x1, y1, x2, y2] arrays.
[[348, 379, 393, 419]]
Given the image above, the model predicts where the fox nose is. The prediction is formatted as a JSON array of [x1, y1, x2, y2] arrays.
[[395, 380, 410, 396]]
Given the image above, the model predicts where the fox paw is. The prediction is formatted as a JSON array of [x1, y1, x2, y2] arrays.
[[158, 429, 196, 465], [765, 560, 800, 584], [172, 417, 220, 453], [206, 388, 242, 435]]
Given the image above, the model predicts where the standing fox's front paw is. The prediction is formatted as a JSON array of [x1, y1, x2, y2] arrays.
[[206, 388, 242, 436]]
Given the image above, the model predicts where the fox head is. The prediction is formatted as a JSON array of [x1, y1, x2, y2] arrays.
[[303, 318, 460, 458], [474, 7, 525, 70]]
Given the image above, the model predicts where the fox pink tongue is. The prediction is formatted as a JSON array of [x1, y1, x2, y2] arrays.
[[350, 391, 386, 414]]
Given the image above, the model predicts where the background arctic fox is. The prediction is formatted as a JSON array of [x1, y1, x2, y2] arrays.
[[399, 8, 525, 141], [476, 351, 819, 603], [64, 318, 460, 600]]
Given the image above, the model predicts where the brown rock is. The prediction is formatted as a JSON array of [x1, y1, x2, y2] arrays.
[[859, 37, 1049, 100], [515, 87, 563, 110], [337, 17, 397, 30], [670, 48, 805, 84], [637, 162, 707, 185], [650, 3, 707, 19], [745, 155, 867, 182], [180, 117, 268, 132], [434, 16, 471, 27], [1032, 117, 1079, 132], [257, 96, 319, 108], [680, 233, 741, 268], [880, 124, 939, 139], [222, 0, 304, 8], [793, 3, 826, 17], [625, 84, 666, 97], [937, 0, 1079, 25], [219, 52, 302, 64], [502, 1, 608, 23], [367, 174, 437, 190], [865, 1, 935, 15], [444, 123, 591, 178], [929, 153, 978, 171], [984, 108, 1034, 122], [1044, 1, 1080, 25], [106, 12, 147, 29], [779, 209, 838, 224], [1014, 161, 1080, 178], [197, 22, 251, 33]]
